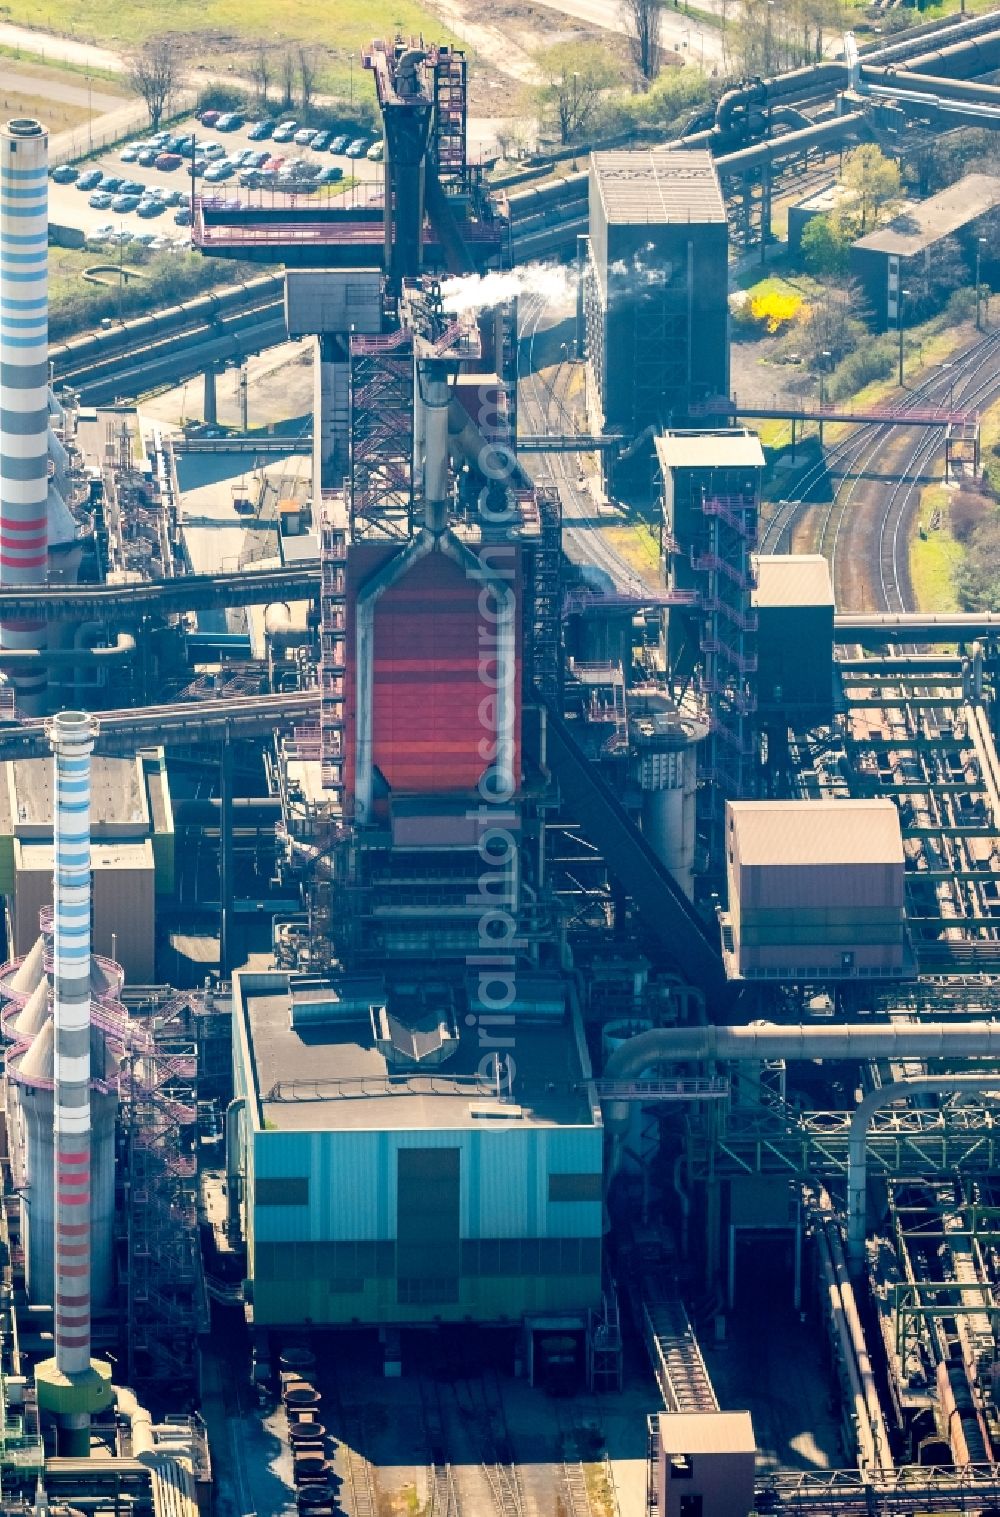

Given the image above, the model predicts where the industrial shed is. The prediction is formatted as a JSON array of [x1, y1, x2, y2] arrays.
[[231, 969, 604, 1329], [0, 750, 171, 982], [585, 150, 729, 438], [752, 553, 835, 717], [722, 798, 906, 980], [850, 173, 1000, 330]]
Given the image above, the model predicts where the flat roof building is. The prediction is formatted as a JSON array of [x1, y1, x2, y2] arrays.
[[722, 798, 907, 981], [0, 750, 172, 982], [850, 173, 1000, 330], [231, 968, 604, 1328], [585, 152, 729, 448], [752, 553, 835, 717]]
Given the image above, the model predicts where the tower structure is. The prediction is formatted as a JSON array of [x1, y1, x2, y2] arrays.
[[34, 711, 113, 1456], [0, 119, 49, 713]]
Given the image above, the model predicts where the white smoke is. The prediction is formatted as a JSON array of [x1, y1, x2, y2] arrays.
[[439, 263, 578, 314]]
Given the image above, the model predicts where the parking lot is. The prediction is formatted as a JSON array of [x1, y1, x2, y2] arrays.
[[49, 110, 384, 252]]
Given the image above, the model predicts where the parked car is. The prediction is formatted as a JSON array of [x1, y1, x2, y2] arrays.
[[345, 138, 368, 158], [310, 130, 332, 151], [120, 179, 145, 195], [111, 193, 141, 212], [88, 190, 113, 209], [120, 143, 140, 162], [264, 155, 286, 172], [187, 159, 208, 177], [51, 164, 78, 183], [198, 109, 220, 126], [98, 174, 124, 192], [203, 162, 234, 182], [77, 168, 104, 190], [136, 147, 159, 167], [216, 112, 244, 131], [91, 222, 115, 239], [329, 134, 350, 154], [147, 131, 171, 146], [317, 165, 344, 184], [293, 126, 317, 146], [155, 152, 182, 170], [132, 230, 158, 245], [148, 236, 171, 251], [106, 229, 133, 244], [159, 187, 185, 206], [201, 141, 225, 160], [366, 140, 384, 162], [136, 197, 165, 217], [174, 205, 192, 226], [247, 118, 275, 140], [246, 150, 270, 168], [272, 120, 298, 142], [172, 133, 197, 153]]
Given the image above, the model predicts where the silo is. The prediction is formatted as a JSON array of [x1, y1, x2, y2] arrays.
[[631, 708, 707, 900]]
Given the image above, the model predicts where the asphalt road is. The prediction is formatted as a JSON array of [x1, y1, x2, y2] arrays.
[[519, 0, 724, 63]]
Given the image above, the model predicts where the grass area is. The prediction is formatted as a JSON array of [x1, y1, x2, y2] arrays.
[[0, 43, 123, 88], [603, 521, 661, 581], [976, 393, 1000, 490], [48, 242, 275, 341], [584, 1464, 616, 1517], [910, 482, 963, 613], [0, 56, 128, 131], [9, 2, 460, 99]]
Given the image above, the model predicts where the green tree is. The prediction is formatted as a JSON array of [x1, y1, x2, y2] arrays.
[[625, 65, 712, 129], [839, 144, 901, 235], [620, 0, 665, 83], [535, 42, 620, 144], [957, 512, 1000, 610], [800, 213, 851, 277]]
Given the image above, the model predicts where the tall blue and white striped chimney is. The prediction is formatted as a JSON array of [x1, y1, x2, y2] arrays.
[[0, 118, 49, 713]]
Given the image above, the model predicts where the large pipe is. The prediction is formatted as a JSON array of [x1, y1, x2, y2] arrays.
[[601, 1021, 1000, 1131], [812, 1212, 879, 1473], [863, 66, 1000, 107], [823, 1212, 892, 1471], [847, 1075, 1000, 1272], [0, 119, 50, 713], [47, 710, 98, 1380], [417, 361, 451, 532], [0, 632, 136, 667]]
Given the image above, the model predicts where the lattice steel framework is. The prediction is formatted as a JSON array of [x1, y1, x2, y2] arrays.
[[122, 995, 205, 1391], [431, 47, 467, 185], [696, 490, 758, 864], [349, 329, 414, 541], [319, 514, 347, 802], [524, 485, 561, 707]]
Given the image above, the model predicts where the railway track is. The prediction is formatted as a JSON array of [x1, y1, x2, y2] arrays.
[[451, 1373, 526, 1517], [759, 327, 1000, 612], [419, 1376, 463, 1517], [518, 292, 651, 597]]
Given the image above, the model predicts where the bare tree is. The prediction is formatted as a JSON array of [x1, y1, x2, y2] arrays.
[[536, 42, 619, 145], [280, 49, 296, 111], [620, 0, 664, 83], [250, 44, 271, 109], [298, 47, 317, 112], [127, 38, 179, 131]]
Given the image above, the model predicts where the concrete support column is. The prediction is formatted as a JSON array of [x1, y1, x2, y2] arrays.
[[203, 365, 218, 426]]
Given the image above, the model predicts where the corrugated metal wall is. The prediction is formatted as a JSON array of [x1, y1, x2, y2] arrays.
[[344, 541, 523, 806], [252, 1126, 603, 1243]]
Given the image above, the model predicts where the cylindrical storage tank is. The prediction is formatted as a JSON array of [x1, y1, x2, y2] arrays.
[[631, 712, 707, 900], [19, 1077, 55, 1304], [279, 1347, 316, 1373]]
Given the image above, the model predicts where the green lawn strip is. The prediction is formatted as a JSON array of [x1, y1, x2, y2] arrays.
[[910, 482, 963, 614]]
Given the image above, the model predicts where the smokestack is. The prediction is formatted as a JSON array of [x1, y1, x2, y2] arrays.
[[0, 119, 49, 714], [35, 710, 112, 1457], [49, 710, 96, 1376]]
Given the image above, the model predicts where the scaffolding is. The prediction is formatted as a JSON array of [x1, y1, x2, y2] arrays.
[[349, 329, 415, 541], [524, 485, 561, 707], [122, 994, 206, 1392], [319, 512, 347, 803], [431, 47, 468, 185], [696, 489, 759, 864]]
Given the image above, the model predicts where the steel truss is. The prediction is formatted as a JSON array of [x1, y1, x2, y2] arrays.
[[349, 329, 414, 541]]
